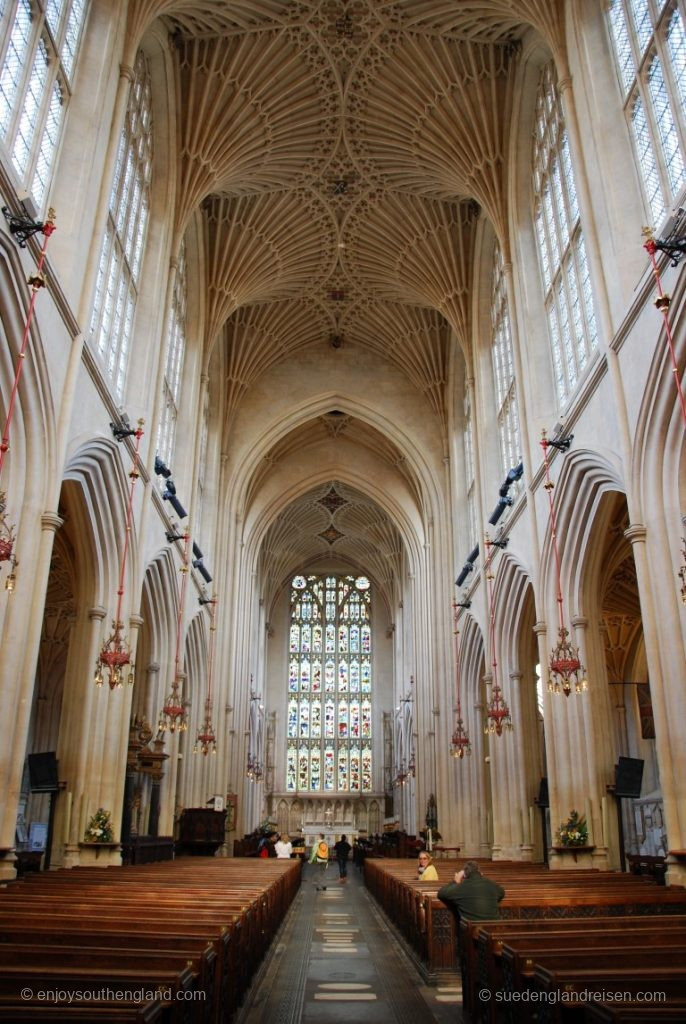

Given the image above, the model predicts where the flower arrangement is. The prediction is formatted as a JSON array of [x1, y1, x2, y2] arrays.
[[83, 807, 114, 843], [556, 809, 589, 847]]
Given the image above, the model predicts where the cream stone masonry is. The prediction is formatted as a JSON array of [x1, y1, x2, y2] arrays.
[[0, 0, 683, 882]]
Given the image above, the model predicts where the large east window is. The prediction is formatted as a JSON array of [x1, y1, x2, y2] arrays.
[[0, 0, 88, 209], [286, 574, 372, 793], [533, 62, 598, 407], [607, 0, 686, 227], [89, 50, 152, 399]]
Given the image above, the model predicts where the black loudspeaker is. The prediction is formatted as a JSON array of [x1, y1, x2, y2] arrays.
[[28, 752, 59, 793], [536, 777, 549, 807], [615, 757, 644, 798]]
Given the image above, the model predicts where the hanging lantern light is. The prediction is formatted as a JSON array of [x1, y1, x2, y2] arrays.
[[450, 601, 471, 758], [483, 535, 513, 735], [94, 419, 144, 689], [158, 530, 191, 733], [679, 529, 686, 605], [540, 432, 587, 696], [195, 597, 218, 755]]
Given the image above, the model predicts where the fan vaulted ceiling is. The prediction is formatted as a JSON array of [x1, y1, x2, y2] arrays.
[[142, 0, 557, 587]]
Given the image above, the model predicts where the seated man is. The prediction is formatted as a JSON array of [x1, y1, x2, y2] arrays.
[[437, 860, 505, 921]]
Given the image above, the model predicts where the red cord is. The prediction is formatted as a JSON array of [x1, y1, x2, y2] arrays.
[[644, 238, 686, 427]]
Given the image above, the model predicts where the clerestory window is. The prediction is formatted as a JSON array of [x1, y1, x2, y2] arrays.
[[0, 0, 88, 210], [533, 62, 598, 407], [490, 243, 521, 491], [156, 240, 187, 472], [606, 0, 686, 228], [88, 50, 152, 399]]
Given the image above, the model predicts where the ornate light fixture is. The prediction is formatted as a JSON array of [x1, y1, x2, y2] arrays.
[[0, 492, 17, 592], [245, 683, 263, 780], [158, 529, 191, 733], [484, 535, 513, 735], [540, 431, 587, 696], [394, 761, 408, 788], [194, 597, 218, 755], [0, 208, 57, 594], [94, 419, 144, 689], [643, 221, 686, 426], [450, 601, 471, 758]]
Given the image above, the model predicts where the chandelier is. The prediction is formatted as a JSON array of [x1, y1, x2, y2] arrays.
[[450, 601, 471, 758], [541, 432, 588, 696], [195, 597, 218, 755], [484, 535, 513, 735], [94, 419, 144, 689], [394, 761, 408, 787], [158, 529, 191, 733], [0, 492, 17, 592], [245, 683, 263, 780], [0, 208, 57, 594], [245, 753, 263, 781]]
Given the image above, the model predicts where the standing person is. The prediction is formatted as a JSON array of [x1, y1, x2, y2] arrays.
[[417, 851, 438, 881], [309, 833, 329, 890], [334, 834, 352, 883], [275, 833, 293, 859], [437, 860, 505, 921]]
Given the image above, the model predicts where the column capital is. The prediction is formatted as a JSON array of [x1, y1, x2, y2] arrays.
[[41, 511, 63, 533], [571, 615, 588, 629], [89, 606, 106, 621], [146, 662, 160, 676], [129, 614, 144, 630], [624, 523, 647, 545], [557, 75, 573, 94], [533, 620, 548, 636], [119, 63, 135, 83]]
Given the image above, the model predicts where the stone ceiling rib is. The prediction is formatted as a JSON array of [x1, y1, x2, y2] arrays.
[[175, 28, 338, 227], [344, 302, 450, 434], [222, 299, 331, 424], [203, 191, 337, 347], [343, 193, 479, 351], [347, 33, 512, 234]]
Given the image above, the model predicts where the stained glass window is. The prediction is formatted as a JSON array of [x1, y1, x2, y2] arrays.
[[0, 0, 88, 210], [533, 63, 598, 407], [607, 0, 686, 227], [286, 574, 373, 792]]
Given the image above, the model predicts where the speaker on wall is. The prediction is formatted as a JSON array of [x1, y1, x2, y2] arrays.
[[28, 752, 59, 793], [615, 756, 644, 798], [536, 777, 549, 807]]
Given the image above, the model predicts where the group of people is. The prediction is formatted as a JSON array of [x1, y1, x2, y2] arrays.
[[257, 831, 295, 858], [418, 852, 505, 921], [262, 830, 504, 922], [309, 833, 352, 890]]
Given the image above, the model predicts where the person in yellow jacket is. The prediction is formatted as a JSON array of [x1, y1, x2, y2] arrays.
[[310, 833, 329, 890], [417, 851, 438, 881]]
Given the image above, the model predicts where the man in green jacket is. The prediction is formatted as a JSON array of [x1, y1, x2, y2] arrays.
[[437, 860, 505, 921]]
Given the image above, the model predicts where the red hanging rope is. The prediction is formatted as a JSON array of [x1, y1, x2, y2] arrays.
[[451, 600, 463, 718], [643, 236, 686, 427], [0, 213, 56, 478], [484, 535, 499, 688]]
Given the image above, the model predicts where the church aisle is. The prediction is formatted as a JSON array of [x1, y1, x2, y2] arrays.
[[237, 863, 463, 1024]]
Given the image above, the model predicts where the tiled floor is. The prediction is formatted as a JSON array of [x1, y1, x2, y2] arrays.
[[238, 864, 463, 1024]]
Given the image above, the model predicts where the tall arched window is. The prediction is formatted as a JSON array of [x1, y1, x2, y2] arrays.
[[286, 574, 372, 793], [0, 0, 88, 210], [156, 240, 187, 470], [89, 50, 153, 399], [491, 244, 521, 487], [533, 62, 598, 407], [607, 0, 686, 227], [463, 383, 477, 550]]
